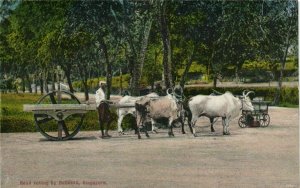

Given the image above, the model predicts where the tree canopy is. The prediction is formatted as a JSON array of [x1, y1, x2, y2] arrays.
[[0, 0, 298, 103]]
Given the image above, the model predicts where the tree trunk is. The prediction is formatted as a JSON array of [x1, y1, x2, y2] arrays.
[[130, 58, 140, 96], [129, 18, 153, 96], [213, 74, 218, 89], [34, 76, 38, 94], [180, 46, 194, 89], [40, 78, 44, 94], [274, 34, 290, 105], [65, 69, 74, 93], [45, 71, 49, 93], [235, 67, 239, 84], [26, 74, 32, 93], [151, 50, 159, 91], [138, 18, 153, 76], [14, 78, 18, 94], [78, 64, 89, 101], [159, 1, 173, 89], [52, 73, 56, 91], [119, 68, 123, 95], [82, 80, 89, 101], [100, 38, 112, 100], [21, 76, 26, 93]]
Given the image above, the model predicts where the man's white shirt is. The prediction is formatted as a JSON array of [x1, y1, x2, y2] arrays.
[[95, 87, 105, 107]]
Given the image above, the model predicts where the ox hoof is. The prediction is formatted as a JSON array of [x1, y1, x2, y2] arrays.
[[211, 129, 215, 132], [168, 132, 175, 137], [182, 131, 186, 134], [138, 136, 141, 139], [223, 132, 231, 135], [152, 130, 158, 134], [193, 134, 198, 137], [118, 132, 125, 136], [101, 135, 111, 139]]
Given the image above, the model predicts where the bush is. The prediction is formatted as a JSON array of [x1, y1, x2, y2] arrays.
[[280, 87, 299, 105], [1, 116, 35, 132]]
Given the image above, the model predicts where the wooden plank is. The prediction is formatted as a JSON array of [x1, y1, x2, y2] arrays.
[[23, 104, 97, 112], [23, 103, 136, 112]]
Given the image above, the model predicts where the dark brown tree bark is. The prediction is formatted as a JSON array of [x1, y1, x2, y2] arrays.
[[82, 80, 89, 101], [77, 63, 89, 101], [151, 50, 159, 90], [274, 34, 290, 105], [40, 78, 44, 94], [65, 68, 74, 93], [129, 18, 153, 96], [99, 38, 112, 100], [21, 76, 26, 93], [26, 74, 32, 93], [180, 47, 195, 89], [52, 73, 56, 91], [159, 1, 173, 89], [44, 71, 49, 93], [34, 75, 38, 94], [119, 68, 123, 95]]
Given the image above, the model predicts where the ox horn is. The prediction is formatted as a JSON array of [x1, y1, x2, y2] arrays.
[[242, 90, 249, 96], [167, 88, 173, 95], [245, 91, 255, 97]]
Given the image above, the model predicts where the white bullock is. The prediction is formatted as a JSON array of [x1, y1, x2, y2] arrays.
[[188, 91, 254, 136]]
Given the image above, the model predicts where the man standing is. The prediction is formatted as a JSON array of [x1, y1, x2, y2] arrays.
[[95, 81, 106, 107], [95, 81, 113, 138]]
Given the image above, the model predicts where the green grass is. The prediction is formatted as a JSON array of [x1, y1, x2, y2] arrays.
[[1, 93, 41, 132], [278, 103, 299, 108]]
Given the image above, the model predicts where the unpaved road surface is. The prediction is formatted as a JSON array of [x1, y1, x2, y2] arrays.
[[1, 107, 299, 188]]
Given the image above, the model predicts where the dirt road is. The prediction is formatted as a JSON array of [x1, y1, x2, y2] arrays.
[[1, 107, 299, 188]]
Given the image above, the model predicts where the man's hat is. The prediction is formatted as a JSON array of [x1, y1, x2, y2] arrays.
[[99, 81, 106, 86]]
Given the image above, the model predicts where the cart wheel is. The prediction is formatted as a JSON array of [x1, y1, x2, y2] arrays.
[[34, 90, 84, 141], [260, 114, 270, 127], [238, 116, 247, 128]]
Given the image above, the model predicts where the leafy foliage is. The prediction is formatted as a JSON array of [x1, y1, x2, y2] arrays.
[[0, 1, 298, 105]]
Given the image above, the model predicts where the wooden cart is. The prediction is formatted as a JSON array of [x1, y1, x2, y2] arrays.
[[238, 98, 271, 128], [23, 90, 134, 141]]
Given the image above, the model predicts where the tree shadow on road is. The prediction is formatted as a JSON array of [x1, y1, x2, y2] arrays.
[[38, 136, 98, 142]]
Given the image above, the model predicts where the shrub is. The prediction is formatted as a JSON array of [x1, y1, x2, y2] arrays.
[[1, 116, 35, 132]]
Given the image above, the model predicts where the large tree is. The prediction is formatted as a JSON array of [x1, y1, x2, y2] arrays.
[[65, 1, 120, 100], [259, 0, 298, 105], [158, 0, 173, 89], [113, 0, 154, 95]]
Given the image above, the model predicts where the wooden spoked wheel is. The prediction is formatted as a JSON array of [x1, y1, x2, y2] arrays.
[[238, 116, 247, 128], [34, 90, 84, 141], [259, 114, 270, 127]]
